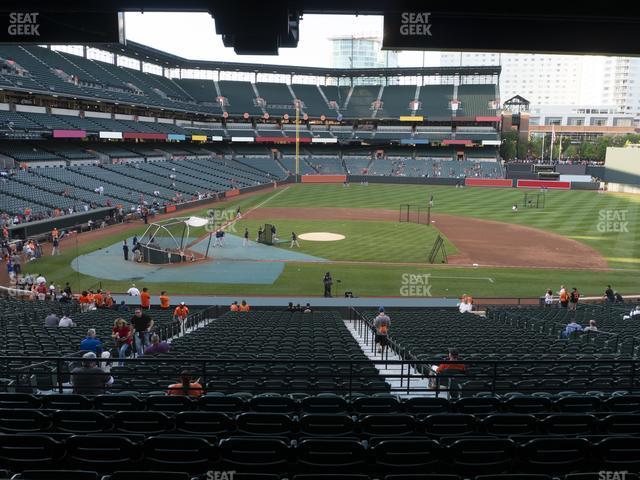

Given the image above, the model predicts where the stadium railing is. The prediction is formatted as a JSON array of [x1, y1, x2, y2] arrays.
[[154, 305, 220, 340], [2, 354, 640, 398]]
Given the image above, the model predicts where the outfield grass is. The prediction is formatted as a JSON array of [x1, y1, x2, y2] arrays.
[[23, 184, 640, 297], [265, 184, 640, 270], [234, 218, 456, 263]]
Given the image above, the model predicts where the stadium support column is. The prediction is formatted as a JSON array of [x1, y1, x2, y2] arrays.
[[295, 105, 300, 182]]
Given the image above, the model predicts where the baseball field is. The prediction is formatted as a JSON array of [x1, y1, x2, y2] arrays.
[[24, 183, 640, 298]]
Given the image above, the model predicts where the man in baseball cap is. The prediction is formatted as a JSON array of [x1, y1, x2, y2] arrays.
[[173, 302, 189, 336], [70, 352, 111, 394]]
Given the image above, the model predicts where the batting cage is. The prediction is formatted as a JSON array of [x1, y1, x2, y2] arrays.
[[523, 191, 546, 209], [399, 204, 431, 225]]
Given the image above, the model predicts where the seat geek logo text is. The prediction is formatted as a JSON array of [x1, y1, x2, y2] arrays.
[[597, 209, 629, 233], [206, 471, 235, 480], [399, 12, 432, 36], [8, 13, 40, 36], [400, 273, 432, 297], [599, 471, 628, 480]]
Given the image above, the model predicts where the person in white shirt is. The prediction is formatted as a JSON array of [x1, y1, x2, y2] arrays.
[[458, 295, 473, 313], [127, 284, 140, 296], [58, 315, 74, 327], [544, 289, 554, 307], [623, 306, 640, 320], [583, 319, 598, 332]]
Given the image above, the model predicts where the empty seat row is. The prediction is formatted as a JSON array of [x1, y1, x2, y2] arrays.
[[9, 471, 640, 480], [4, 409, 640, 438], [2, 434, 640, 476], [4, 393, 640, 415]]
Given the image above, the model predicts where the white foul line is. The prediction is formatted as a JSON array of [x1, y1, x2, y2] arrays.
[[221, 186, 289, 232], [429, 275, 495, 283]]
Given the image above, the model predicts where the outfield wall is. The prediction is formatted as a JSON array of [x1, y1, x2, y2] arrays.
[[302, 175, 347, 183], [465, 178, 513, 187], [347, 175, 458, 186], [517, 179, 571, 189], [345, 175, 596, 190], [603, 147, 640, 185], [606, 182, 640, 194], [571, 182, 600, 190]]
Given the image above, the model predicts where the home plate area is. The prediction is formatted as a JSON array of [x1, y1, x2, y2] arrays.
[[298, 232, 346, 242]]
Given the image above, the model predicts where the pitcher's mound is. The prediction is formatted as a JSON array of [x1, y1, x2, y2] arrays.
[[298, 232, 345, 242]]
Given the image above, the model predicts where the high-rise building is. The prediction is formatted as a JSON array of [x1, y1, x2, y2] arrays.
[[601, 57, 640, 115], [441, 52, 640, 118], [441, 52, 589, 106], [330, 35, 398, 69]]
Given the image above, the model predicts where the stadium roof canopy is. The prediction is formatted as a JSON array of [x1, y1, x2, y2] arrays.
[[3, 1, 640, 55], [99, 41, 501, 78]]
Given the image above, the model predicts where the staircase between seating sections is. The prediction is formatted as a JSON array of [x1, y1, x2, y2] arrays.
[[344, 318, 433, 398], [371, 85, 385, 118]]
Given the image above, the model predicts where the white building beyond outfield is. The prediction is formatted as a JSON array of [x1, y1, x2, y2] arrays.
[[529, 105, 635, 128], [442, 52, 640, 118]]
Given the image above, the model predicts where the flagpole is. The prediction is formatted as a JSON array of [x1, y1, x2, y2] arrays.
[[558, 134, 562, 161], [541, 133, 545, 162], [550, 127, 554, 163]]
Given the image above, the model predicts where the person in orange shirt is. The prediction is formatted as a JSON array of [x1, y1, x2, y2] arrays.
[[167, 370, 202, 397], [230, 301, 239, 312], [435, 349, 467, 375], [103, 291, 114, 309], [93, 289, 103, 308], [140, 287, 151, 310], [238, 300, 250, 312], [87, 290, 95, 305], [159, 291, 170, 310], [78, 290, 91, 313], [173, 302, 189, 335], [51, 228, 59, 240]]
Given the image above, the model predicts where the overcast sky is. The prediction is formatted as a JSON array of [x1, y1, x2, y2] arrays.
[[124, 12, 440, 67]]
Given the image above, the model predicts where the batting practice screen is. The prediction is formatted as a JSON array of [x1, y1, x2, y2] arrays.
[[399, 204, 431, 225]]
